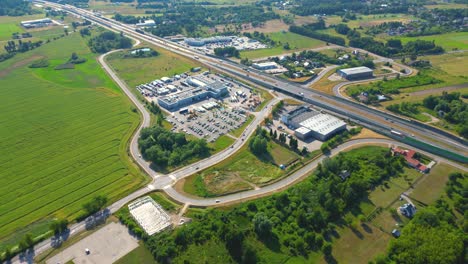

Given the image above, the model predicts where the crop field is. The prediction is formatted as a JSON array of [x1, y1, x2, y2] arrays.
[[395, 32, 468, 51], [0, 33, 146, 249], [240, 31, 325, 59]]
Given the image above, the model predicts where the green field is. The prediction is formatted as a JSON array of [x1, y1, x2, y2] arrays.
[[395, 32, 468, 51], [106, 48, 197, 89], [0, 33, 146, 249], [0, 15, 45, 40], [115, 243, 156, 264], [182, 140, 299, 197], [240, 31, 325, 59]]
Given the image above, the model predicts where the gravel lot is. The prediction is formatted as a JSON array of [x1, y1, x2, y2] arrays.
[[46, 222, 138, 264]]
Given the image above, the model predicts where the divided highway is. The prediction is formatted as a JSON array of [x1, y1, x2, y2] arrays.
[[43, 1, 468, 158], [12, 1, 467, 263]]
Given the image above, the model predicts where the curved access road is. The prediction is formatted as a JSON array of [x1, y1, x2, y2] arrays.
[[163, 138, 468, 206]]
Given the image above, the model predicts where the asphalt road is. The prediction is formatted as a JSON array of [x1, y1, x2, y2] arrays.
[[11, 2, 468, 262]]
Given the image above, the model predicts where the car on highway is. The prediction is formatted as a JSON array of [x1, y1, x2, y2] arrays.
[[215, 199, 220, 203]]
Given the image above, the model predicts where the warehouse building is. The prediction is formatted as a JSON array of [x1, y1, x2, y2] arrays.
[[282, 106, 347, 141], [136, 20, 156, 28], [337, 66, 373, 80], [184, 36, 233, 47], [158, 80, 228, 110], [21, 18, 53, 28], [252, 61, 278, 71]]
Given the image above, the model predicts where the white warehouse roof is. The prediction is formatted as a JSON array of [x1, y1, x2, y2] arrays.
[[299, 113, 346, 136], [339, 66, 373, 75]]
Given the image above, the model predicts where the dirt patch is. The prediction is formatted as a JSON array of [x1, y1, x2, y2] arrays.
[[203, 171, 253, 195], [241, 19, 289, 33], [351, 128, 388, 140], [0, 55, 44, 78]]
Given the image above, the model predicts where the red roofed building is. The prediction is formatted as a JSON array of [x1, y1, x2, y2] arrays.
[[391, 147, 430, 173]]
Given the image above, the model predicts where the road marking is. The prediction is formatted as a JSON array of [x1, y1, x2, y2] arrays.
[[169, 175, 176, 181], [148, 184, 155, 190], [163, 185, 171, 190]]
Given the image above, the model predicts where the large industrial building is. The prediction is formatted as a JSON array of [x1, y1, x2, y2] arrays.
[[21, 18, 53, 28], [281, 106, 347, 141], [252, 61, 278, 71], [158, 77, 228, 110], [136, 19, 156, 28], [184, 36, 233, 47], [337, 66, 373, 80]]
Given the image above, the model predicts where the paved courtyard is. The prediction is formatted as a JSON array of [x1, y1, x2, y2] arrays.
[[46, 222, 138, 264]]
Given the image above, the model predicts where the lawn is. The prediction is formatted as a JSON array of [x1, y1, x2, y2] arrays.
[[0, 14, 45, 40], [115, 243, 155, 264], [409, 163, 463, 204], [328, 223, 391, 264], [0, 33, 147, 250], [182, 140, 299, 197], [395, 32, 468, 51], [240, 31, 325, 59]]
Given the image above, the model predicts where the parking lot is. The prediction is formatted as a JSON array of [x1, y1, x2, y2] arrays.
[[167, 103, 249, 142], [138, 71, 261, 141], [46, 222, 138, 264]]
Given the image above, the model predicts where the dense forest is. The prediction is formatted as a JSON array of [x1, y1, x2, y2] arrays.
[[119, 147, 407, 263], [422, 92, 468, 138], [0, 0, 34, 16], [138, 126, 210, 169], [87, 31, 132, 53], [114, 4, 279, 37], [291, 0, 410, 16]]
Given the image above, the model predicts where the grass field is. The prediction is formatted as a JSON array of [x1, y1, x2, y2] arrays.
[[419, 52, 468, 77], [240, 31, 325, 59], [395, 32, 468, 51], [0, 14, 45, 40], [182, 140, 299, 197], [409, 163, 463, 205], [115, 243, 155, 264], [106, 48, 197, 89], [0, 33, 147, 250]]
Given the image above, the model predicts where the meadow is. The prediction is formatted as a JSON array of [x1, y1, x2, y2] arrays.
[[395, 32, 468, 51], [240, 31, 325, 59], [0, 32, 147, 249], [106, 48, 197, 89], [181, 140, 300, 197]]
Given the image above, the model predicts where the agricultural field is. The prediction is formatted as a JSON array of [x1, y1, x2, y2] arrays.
[[180, 140, 300, 197], [240, 31, 325, 59], [0, 32, 146, 250], [393, 32, 468, 51]]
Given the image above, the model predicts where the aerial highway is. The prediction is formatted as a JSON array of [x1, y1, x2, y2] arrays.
[[11, 3, 467, 263], [39, 0, 468, 159]]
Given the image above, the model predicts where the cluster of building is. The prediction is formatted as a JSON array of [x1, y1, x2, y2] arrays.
[[128, 196, 171, 236], [158, 76, 228, 110], [183, 36, 267, 53], [251, 61, 288, 74], [337, 66, 374, 80], [391, 147, 432, 173], [281, 106, 347, 141], [20, 18, 56, 29]]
